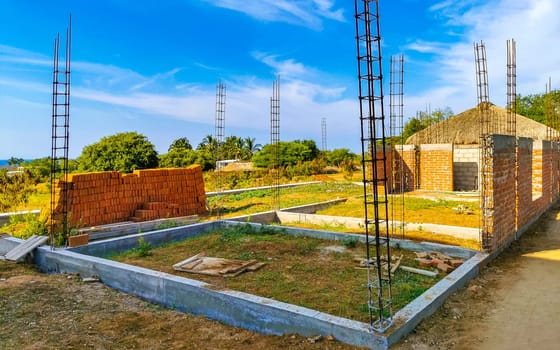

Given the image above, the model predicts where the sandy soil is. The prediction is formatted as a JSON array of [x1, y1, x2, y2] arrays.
[[392, 202, 560, 349]]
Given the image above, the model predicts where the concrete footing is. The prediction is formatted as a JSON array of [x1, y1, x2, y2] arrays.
[[1, 220, 486, 350]]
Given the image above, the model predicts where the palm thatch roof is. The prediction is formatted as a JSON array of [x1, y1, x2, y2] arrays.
[[406, 103, 552, 145]]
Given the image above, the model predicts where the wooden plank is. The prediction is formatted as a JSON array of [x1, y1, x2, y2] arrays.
[[399, 265, 438, 277], [174, 255, 265, 277], [391, 255, 403, 275], [245, 262, 266, 272], [5, 235, 48, 262], [172, 253, 204, 270], [219, 260, 258, 275]]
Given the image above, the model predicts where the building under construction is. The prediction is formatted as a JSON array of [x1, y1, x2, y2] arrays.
[[387, 102, 560, 252]]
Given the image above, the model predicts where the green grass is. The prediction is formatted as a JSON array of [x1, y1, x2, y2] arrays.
[[110, 224, 440, 322], [207, 182, 362, 219]]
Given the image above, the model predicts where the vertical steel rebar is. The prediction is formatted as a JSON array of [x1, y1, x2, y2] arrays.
[[354, 0, 393, 332], [321, 117, 327, 152], [50, 16, 72, 247], [389, 55, 405, 239], [270, 76, 280, 210], [214, 81, 226, 219], [474, 41, 493, 250]]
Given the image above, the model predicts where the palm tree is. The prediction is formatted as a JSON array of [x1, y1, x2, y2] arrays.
[[197, 135, 217, 152], [243, 137, 262, 160]]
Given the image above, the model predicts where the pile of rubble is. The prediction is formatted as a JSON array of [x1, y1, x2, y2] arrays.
[[414, 251, 464, 273]]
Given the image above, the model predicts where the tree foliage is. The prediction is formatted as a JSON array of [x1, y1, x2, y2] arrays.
[[77, 132, 158, 173], [252, 140, 319, 168], [402, 107, 454, 140], [516, 90, 560, 124], [168, 137, 192, 151], [325, 148, 356, 167], [0, 169, 36, 212], [159, 148, 198, 168]]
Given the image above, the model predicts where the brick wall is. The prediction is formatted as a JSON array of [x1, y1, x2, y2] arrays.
[[486, 135, 516, 250], [418, 144, 454, 191], [394, 145, 417, 191], [51, 165, 207, 229], [517, 138, 533, 230], [487, 137, 560, 251]]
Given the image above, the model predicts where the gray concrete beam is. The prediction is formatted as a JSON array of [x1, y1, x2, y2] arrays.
[[34, 245, 389, 349]]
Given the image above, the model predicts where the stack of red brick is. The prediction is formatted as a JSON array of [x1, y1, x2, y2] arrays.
[[414, 251, 464, 273], [51, 165, 207, 228]]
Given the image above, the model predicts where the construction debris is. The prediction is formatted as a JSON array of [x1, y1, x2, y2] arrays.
[[0, 235, 48, 262], [354, 255, 403, 279], [173, 253, 265, 277], [399, 265, 438, 277], [414, 251, 464, 273]]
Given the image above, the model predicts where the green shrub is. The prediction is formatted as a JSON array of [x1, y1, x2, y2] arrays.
[[3, 212, 47, 239], [136, 237, 153, 257], [342, 236, 359, 248]]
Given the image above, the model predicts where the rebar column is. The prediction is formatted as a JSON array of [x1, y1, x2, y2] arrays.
[[474, 40, 493, 249], [506, 39, 516, 137], [49, 16, 72, 247], [270, 76, 280, 210], [214, 81, 226, 219], [321, 117, 327, 152], [354, 0, 393, 332], [390, 55, 405, 239]]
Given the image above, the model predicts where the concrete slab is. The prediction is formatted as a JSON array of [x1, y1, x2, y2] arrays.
[[3, 235, 48, 262], [79, 215, 199, 242]]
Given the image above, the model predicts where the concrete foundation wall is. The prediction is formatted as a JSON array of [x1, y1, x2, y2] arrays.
[[50, 166, 207, 229], [33, 221, 479, 349]]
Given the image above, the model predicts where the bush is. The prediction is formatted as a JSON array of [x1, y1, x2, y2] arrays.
[[3, 212, 48, 239]]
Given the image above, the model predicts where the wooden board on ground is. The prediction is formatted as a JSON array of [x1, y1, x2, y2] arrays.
[[173, 253, 265, 277], [2, 235, 48, 262]]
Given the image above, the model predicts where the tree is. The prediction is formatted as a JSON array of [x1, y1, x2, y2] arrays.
[[242, 137, 262, 160], [516, 90, 560, 124], [77, 132, 158, 173], [168, 137, 192, 152], [294, 139, 320, 160], [222, 136, 245, 159], [326, 148, 356, 167], [403, 117, 423, 141], [8, 157, 24, 166], [159, 148, 197, 168], [403, 107, 454, 140], [252, 140, 319, 168], [197, 135, 217, 153], [0, 169, 36, 212]]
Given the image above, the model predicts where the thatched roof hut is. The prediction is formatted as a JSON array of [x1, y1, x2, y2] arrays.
[[406, 103, 551, 145]]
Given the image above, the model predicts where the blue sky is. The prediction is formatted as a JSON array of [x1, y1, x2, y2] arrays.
[[1, 0, 559, 159]]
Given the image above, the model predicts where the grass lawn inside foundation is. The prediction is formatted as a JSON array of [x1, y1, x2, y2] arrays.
[[110, 224, 451, 323]]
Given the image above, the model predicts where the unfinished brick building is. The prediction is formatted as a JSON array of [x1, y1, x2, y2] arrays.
[[392, 104, 560, 251]]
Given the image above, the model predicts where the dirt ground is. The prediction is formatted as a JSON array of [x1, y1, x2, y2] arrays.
[[392, 201, 560, 350], [0, 262, 366, 350], [2, 202, 560, 349]]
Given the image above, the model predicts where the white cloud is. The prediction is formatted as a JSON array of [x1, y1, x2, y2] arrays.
[[203, 0, 345, 29], [405, 0, 560, 117], [252, 51, 310, 78]]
